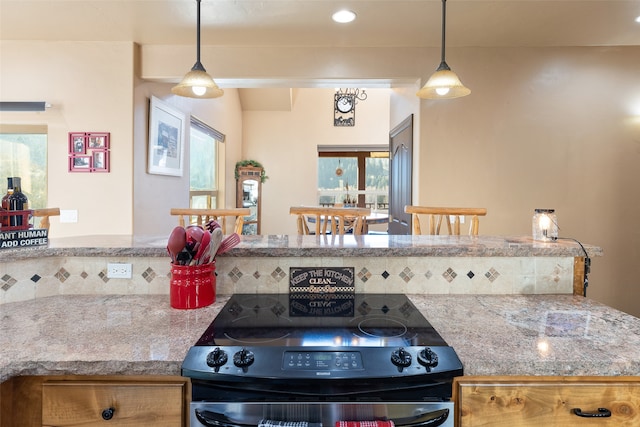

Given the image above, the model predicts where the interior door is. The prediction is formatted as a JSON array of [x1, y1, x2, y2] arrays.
[[388, 115, 413, 235]]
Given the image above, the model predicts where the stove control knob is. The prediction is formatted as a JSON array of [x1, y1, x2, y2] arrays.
[[418, 347, 439, 368], [233, 348, 255, 367], [206, 347, 228, 367], [390, 347, 412, 367]]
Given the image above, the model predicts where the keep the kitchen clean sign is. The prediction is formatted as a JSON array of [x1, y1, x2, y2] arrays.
[[289, 267, 355, 294], [0, 228, 49, 249]]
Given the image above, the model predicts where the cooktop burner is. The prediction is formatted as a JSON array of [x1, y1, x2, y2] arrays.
[[195, 293, 448, 348]]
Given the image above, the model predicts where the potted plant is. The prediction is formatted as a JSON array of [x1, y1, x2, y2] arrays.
[[234, 160, 268, 183]]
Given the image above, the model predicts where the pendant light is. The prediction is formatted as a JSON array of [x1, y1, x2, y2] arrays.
[[416, 0, 470, 99], [172, 0, 223, 98]]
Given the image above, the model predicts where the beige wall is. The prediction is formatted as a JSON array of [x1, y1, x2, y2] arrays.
[[0, 40, 245, 239], [241, 88, 391, 235], [1, 40, 639, 319], [415, 47, 640, 318], [1, 41, 135, 236], [132, 83, 244, 237]]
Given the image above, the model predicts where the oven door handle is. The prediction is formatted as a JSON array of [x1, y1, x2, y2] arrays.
[[393, 408, 450, 427], [194, 408, 449, 427], [194, 409, 254, 427]]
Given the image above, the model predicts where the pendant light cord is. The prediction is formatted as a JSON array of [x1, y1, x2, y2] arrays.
[[196, 0, 202, 64], [441, 0, 447, 63]]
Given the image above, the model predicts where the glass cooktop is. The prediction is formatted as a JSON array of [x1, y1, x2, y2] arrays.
[[195, 293, 448, 348]]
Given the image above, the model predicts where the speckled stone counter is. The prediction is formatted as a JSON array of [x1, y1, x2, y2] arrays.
[[1, 293, 638, 384], [0, 235, 602, 305], [1, 234, 602, 261]]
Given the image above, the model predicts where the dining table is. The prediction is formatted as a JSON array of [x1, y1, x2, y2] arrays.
[[305, 210, 389, 234]]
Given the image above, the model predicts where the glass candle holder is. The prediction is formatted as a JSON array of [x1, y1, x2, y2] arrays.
[[532, 209, 558, 242]]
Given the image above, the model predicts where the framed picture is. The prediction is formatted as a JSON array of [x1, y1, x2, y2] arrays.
[[69, 155, 92, 172], [88, 133, 109, 149], [92, 150, 109, 172], [69, 133, 86, 154], [147, 96, 186, 177], [68, 132, 111, 172]]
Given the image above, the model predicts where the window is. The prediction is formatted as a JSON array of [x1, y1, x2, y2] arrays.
[[317, 145, 389, 211], [189, 118, 223, 209], [0, 126, 48, 209]]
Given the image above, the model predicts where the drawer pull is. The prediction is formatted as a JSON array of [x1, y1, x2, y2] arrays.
[[572, 408, 611, 418], [101, 407, 115, 420]]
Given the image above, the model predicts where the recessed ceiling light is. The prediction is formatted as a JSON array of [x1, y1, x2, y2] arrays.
[[635, 15, 640, 23], [332, 10, 356, 24]]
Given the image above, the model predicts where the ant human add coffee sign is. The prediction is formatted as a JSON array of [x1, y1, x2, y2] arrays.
[[0, 228, 48, 249]]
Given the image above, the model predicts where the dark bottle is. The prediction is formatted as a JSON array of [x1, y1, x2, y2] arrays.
[[1, 177, 14, 228], [8, 177, 29, 227]]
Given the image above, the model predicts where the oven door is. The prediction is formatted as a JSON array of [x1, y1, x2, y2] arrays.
[[191, 402, 453, 427]]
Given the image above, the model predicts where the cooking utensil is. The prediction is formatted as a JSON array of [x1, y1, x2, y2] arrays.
[[185, 225, 205, 252], [209, 228, 224, 262], [216, 233, 240, 256], [176, 249, 192, 266], [167, 226, 187, 264], [195, 230, 211, 265], [206, 219, 221, 233]]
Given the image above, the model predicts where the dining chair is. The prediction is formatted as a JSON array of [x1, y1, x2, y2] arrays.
[[404, 206, 487, 236], [31, 208, 61, 230], [170, 208, 251, 235], [289, 206, 371, 235]]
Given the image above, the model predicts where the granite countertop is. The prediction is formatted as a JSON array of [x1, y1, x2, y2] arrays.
[[1, 293, 638, 383], [1, 234, 602, 261]]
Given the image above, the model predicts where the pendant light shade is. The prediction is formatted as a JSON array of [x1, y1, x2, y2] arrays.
[[417, 0, 470, 99], [172, 0, 223, 99]]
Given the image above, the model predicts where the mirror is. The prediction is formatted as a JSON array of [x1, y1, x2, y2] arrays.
[[236, 167, 262, 234]]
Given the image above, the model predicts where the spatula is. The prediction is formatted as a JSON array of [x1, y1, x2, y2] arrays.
[[167, 226, 186, 264], [194, 229, 211, 265], [208, 228, 224, 263], [216, 233, 241, 256]]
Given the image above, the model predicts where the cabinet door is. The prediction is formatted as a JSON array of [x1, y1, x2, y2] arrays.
[[454, 376, 640, 427], [42, 380, 185, 426]]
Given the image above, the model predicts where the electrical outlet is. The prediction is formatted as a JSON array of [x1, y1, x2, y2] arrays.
[[107, 263, 132, 279], [60, 209, 78, 223]]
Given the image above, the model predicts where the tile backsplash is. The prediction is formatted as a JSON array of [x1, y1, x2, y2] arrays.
[[0, 255, 576, 304]]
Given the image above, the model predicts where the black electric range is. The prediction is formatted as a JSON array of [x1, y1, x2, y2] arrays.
[[182, 293, 463, 397], [182, 294, 463, 427]]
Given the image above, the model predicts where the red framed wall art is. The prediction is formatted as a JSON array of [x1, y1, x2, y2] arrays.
[[68, 132, 110, 172]]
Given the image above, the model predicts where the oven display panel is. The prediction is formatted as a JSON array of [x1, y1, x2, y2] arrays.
[[283, 351, 363, 371]]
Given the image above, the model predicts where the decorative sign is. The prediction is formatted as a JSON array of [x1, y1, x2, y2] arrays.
[[290, 267, 355, 294], [0, 228, 48, 249], [289, 267, 355, 316]]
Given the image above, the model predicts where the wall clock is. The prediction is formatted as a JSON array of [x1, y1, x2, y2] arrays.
[[334, 93, 356, 127]]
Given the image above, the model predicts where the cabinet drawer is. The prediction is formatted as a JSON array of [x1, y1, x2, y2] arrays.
[[454, 376, 640, 427], [42, 380, 185, 426]]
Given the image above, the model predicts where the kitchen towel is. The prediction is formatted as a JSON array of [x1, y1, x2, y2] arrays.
[[336, 422, 395, 427], [258, 420, 321, 427]]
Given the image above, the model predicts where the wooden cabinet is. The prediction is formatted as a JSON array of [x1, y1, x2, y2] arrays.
[[454, 376, 640, 426], [1, 375, 189, 427]]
